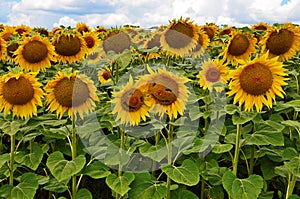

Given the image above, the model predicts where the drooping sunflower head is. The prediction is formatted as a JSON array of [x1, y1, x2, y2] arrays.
[[14, 33, 56, 72], [136, 66, 190, 120], [101, 28, 131, 58], [76, 22, 92, 34], [196, 58, 229, 92], [200, 23, 219, 40], [45, 70, 99, 119], [0, 69, 44, 119], [227, 52, 289, 112], [218, 26, 235, 36], [260, 23, 300, 61], [5, 36, 21, 64], [190, 28, 210, 58], [220, 29, 257, 66], [87, 46, 102, 64], [98, 68, 111, 84], [94, 26, 109, 38], [160, 17, 198, 57], [33, 27, 50, 37], [140, 32, 162, 60], [111, 75, 150, 126], [52, 30, 88, 64]]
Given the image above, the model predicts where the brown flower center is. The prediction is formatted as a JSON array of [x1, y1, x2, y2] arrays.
[[203, 27, 215, 39], [266, 29, 294, 55], [121, 88, 144, 112], [239, 63, 273, 95], [102, 31, 131, 54], [150, 75, 178, 105], [228, 34, 250, 56], [88, 52, 99, 60], [193, 33, 204, 52], [146, 34, 161, 49], [2, 76, 34, 105], [253, 25, 267, 31], [54, 35, 81, 56], [7, 43, 19, 58], [54, 77, 90, 107], [165, 22, 194, 49], [85, 36, 96, 49], [102, 71, 110, 80], [205, 66, 220, 83], [2, 33, 13, 41], [22, 40, 48, 63]]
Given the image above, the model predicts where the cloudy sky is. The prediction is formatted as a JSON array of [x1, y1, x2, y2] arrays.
[[1, 0, 299, 30]]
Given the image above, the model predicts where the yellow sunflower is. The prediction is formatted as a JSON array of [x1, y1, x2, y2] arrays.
[[14, 24, 32, 36], [218, 26, 235, 36], [44, 70, 99, 119], [200, 23, 219, 40], [111, 75, 150, 126], [160, 17, 198, 57], [14, 33, 56, 72], [94, 26, 108, 38], [0, 38, 7, 61], [0, 25, 17, 42], [251, 22, 272, 31], [220, 29, 257, 66], [136, 66, 190, 120], [83, 31, 100, 54], [197, 59, 229, 92], [0, 70, 44, 119], [52, 30, 88, 64], [87, 46, 102, 64], [227, 52, 289, 112], [260, 23, 300, 61], [98, 68, 111, 84], [76, 22, 92, 34], [190, 28, 210, 58], [5, 38, 20, 64], [140, 32, 162, 60]]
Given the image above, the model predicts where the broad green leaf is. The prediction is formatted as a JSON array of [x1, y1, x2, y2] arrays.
[[260, 158, 277, 180], [162, 159, 200, 186], [285, 157, 300, 177], [105, 172, 135, 196], [42, 127, 69, 139], [281, 120, 300, 129], [15, 143, 43, 170], [232, 111, 257, 125], [171, 189, 198, 199], [2, 120, 22, 135], [128, 173, 167, 199], [222, 171, 264, 199], [104, 144, 130, 166], [46, 151, 86, 182], [76, 188, 92, 199], [206, 186, 224, 199], [0, 173, 39, 199], [206, 167, 229, 186], [212, 143, 233, 154], [225, 104, 239, 115], [282, 147, 298, 160], [43, 177, 69, 193], [80, 161, 111, 179], [139, 141, 168, 162], [0, 154, 9, 168]]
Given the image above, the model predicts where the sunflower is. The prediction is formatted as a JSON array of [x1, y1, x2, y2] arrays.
[[111, 75, 150, 126], [5, 38, 21, 64], [14, 24, 32, 36], [0, 38, 7, 61], [197, 59, 229, 92], [98, 68, 111, 84], [220, 29, 257, 66], [227, 52, 289, 112], [251, 22, 272, 31], [76, 22, 92, 34], [87, 47, 102, 64], [190, 28, 210, 58], [33, 27, 50, 37], [83, 31, 100, 54], [218, 26, 235, 36], [14, 34, 56, 72], [44, 70, 99, 119], [160, 17, 198, 57], [136, 67, 190, 120], [200, 23, 219, 40], [0, 26, 17, 42], [140, 32, 162, 60], [94, 26, 108, 38], [0, 70, 44, 119], [101, 29, 131, 58], [260, 23, 300, 61], [52, 30, 88, 64]]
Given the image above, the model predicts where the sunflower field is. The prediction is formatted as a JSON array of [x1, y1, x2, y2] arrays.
[[0, 17, 299, 199]]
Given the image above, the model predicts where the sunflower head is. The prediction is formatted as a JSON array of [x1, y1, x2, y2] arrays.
[[33, 27, 50, 37], [76, 22, 92, 34], [98, 68, 112, 84], [45, 70, 99, 119], [0, 26, 17, 41], [260, 24, 300, 61], [227, 52, 289, 112], [200, 23, 219, 40], [83, 31, 100, 53], [0, 69, 44, 119], [190, 28, 210, 58], [14, 24, 32, 36], [160, 17, 198, 57]]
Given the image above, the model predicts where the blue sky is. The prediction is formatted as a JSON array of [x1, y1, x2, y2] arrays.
[[0, 0, 299, 30]]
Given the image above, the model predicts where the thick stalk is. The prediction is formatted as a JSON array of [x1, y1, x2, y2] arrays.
[[9, 134, 15, 185], [249, 145, 255, 175], [166, 125, 173, 199], [116, 128, 125, 199], [232, 124, 241, 176], [71, 114, 77, 199], [285, 172, 297, 199]]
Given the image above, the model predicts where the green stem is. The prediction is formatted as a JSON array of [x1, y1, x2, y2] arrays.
[[166, 124, 174, 199], [200, 176, 205, 199], [285, 172, 297, 199], [9, 134, 15, 185], [152, 132, 160, 177], [232, 123, 241, 176], [116, 128, 125, 199], [249, 145, 255, 175], [71, 114, 77, 199]]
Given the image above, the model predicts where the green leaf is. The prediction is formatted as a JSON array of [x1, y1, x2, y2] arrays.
[[128, 173, 167, 199], [105, 172, 135, 196], [212, 143, 233, 154], [171, 189, 198, 199], [206, 186, 225, 199], [43, 177, 68, 193], [80, 161, 111, 179], [76, 188, 92, 199], [232, 111, 257, 125], [139, 141, 168, 162], [225, 104, 239, 115], [46, 151, 86, 182], [0, 173, 38, 199], [15, 143, 44, 170], [162, 159, 200, 186], [285, 157, 300, 177], [1, 120, 22, 135], [0, 154, 10, 168], [222, 171, 264, 199]]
